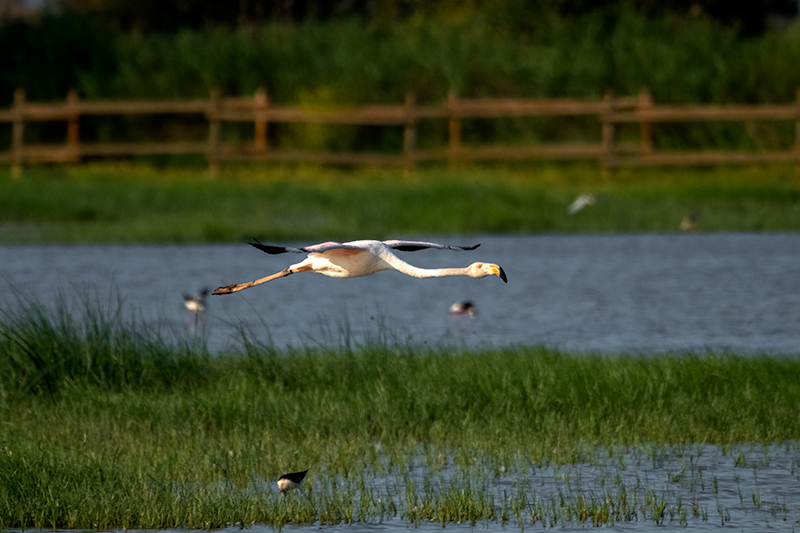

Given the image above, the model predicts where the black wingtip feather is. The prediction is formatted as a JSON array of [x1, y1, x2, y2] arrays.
[[393, 243, 481, 252], [248, 239, 289, 255], [391, 245, 428, 252], [279, 469, 309, 483]]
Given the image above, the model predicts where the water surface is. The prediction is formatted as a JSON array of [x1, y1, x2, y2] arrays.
[[2, 233, 799, 353]]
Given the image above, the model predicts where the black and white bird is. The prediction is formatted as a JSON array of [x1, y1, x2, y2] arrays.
[[449, 301, 477, 318], [277, 469, 308, 496], [183, 287, 209, 329], [447, 300, 478, 334]]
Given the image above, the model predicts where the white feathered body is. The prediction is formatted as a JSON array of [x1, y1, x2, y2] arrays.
[[291, 240, 395, 278]]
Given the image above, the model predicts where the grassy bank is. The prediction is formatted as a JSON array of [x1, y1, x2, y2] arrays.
[[2, 300, 800, 528], [1, 164, 799, 243]]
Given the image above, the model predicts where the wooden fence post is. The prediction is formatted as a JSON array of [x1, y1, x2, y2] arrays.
[[12, 88, 25, 178], [638, 88, 653, 156], [207, 89, 221, 178], [600, 91, 616, 169], [254, 87, 269, 153], [67, 89, 80, 163], [403, 92, 417, 170], [795, 87, 800, 167], [447, 90, 462, 167]]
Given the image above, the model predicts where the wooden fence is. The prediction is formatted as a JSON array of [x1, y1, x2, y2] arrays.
[[1, 88, 800, 176]]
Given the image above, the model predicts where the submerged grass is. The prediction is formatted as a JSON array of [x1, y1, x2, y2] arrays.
[[1, 164, 800, 242], [2, 298, 800, 528]]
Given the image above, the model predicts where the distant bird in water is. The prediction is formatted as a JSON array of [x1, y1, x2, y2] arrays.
[[278, 469, 308, 496], [183, 287, 208, 330], [680, 213, 701, 233], [448, 301, 477, 334], [449, 301, 477, 318], [567, 194, 595, 215], [213, 239, 507, 295]]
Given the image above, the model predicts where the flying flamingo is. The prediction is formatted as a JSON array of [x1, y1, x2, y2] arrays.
[[213, 239, 507, 295]]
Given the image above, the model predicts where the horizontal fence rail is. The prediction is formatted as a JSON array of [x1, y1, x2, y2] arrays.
[[1, 88, 800, 176]]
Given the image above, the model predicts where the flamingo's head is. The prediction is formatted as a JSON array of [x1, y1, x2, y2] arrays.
[[468, 262, 508, 283]]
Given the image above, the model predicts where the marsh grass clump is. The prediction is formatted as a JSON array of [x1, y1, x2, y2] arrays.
[[0, 295, 212, 400], [2, 299, 800, 528]]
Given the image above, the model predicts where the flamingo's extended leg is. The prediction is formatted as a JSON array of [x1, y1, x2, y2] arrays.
[[213, 268, 292, 295]]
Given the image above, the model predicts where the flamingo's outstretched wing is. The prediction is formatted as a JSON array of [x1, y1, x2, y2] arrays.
[[382, 240, 480, 252], [249, 239, 364, 255]]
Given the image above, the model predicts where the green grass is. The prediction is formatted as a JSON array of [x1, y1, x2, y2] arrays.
[[1, 163, 799, 243], [2, 299, 800, 528]]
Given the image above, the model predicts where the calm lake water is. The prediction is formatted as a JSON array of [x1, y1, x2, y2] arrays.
[[2, 233, 800, 354]]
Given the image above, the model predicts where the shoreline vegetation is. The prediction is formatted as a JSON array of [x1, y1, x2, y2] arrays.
[[4, 8, 800, 155], [1, 164, 799, 243], [2, 299, 800, 528], [5, 9, 800, 108]]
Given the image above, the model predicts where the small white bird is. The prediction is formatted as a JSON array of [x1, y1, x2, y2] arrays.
[[183, 287, 209, 329], [679, 213, 701, 233], [213, 239, 507, 295], [567, 194, 596, 215], [277, 469, 308, 496], [449, 301, 477, 318]]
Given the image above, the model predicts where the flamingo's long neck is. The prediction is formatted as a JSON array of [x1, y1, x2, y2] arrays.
[[380, 252, 470, 279], [404, 266, 471, 278]]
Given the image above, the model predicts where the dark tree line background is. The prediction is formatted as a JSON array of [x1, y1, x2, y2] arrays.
[[0, 0, 799, 107], [46, 0, 800, 34]]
